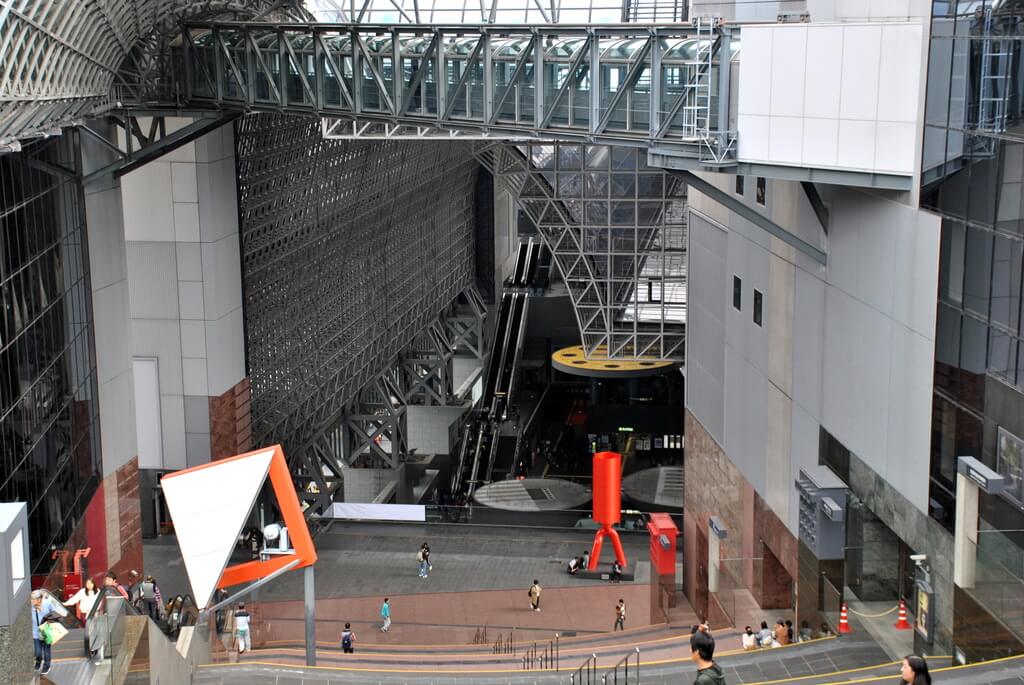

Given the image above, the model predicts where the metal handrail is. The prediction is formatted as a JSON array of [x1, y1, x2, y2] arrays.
[[568, 652, 598, 684], [601, 647, 640, 685], [521, 634, 559, 671]]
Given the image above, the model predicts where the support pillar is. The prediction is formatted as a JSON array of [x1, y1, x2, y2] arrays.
[[304, 565, 316, 666], [707, 516, 726, 593], [954, 457, 1004, 590]]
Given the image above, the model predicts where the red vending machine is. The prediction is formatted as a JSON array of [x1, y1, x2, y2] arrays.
[[647, 513, 678, 621]]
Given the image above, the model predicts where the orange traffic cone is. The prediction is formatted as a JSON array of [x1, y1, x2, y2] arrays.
[[838, 603, 852, 634], [894, 599, 911, 630]]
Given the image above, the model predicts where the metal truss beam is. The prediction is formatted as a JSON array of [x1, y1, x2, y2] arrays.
[[476, 141, 686, 361], [163, 21, 733, 161], [80, 113, 240, 183]]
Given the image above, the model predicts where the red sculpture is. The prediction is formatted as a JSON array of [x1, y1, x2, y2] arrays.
[[588, 451, 627, 571]]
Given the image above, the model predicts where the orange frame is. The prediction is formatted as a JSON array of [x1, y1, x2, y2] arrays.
[[161, 445, 317, 591]]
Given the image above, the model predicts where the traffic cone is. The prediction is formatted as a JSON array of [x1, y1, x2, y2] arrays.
[[894, 599, 911, 630], [838, 603, 852, 634]]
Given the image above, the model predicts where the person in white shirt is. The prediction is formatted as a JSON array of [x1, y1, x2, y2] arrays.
[[741, 626, 758, 650], [64, 578, 100, 623], [234, 603, 251, 653]]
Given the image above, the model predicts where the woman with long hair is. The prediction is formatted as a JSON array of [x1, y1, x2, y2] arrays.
[[64, 577, 100, 624], [900, 655, 931, 685]]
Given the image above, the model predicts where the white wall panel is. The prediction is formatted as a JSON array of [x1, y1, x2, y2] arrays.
[[160, 394, 187, 471], [173, 202, 201, 243], [201, 234, 243, 320], [838, 25, 882, 121], [769, 26, 807, 118], [205, 307, 246, 396], [801, 118, 839, 168], [182, 357, 209, 396], [133, 358, 163, 470], [803, 25, 844, 119], [126, 242, 179, 319], [836, 119, 877, 171], [768, 116, 804, 166], [737, 27, 773, 116], [122, 162, 175, 242]]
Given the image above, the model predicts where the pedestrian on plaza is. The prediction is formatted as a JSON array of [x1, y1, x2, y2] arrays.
[[64, 577, 100, 623], [900, 655, 931, 685], [103, 571, 130, 599], [756, 620, 772, 647], [741, 626, 757, 650], [690, 625, 725, 685], [610, 559, 623, 583], [417, 544, 428, 578], [773, 619, 788, 645], [340, 622, 356, 654], [139, 575, 163, 621], [529, 580, 542, 612], [30, 589, 61, 675], [614, 599, 626, 631], [234, 603, 251, 653], [381, 598, 392, 632]]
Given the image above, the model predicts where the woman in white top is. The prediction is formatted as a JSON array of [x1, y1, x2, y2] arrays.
[[64, 578, 100, 623]]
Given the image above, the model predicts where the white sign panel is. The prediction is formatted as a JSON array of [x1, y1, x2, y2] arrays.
[[324, 503, 426, 522]]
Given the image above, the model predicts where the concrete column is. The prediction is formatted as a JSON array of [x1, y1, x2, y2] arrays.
[[953, 472, 979, 589], [120, 117, 247, 469]]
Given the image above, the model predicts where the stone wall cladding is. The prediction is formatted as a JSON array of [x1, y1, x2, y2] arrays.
[[210, 377, 253, 459], [0, 603, 34, 684], [847, 452, 954, 652], [684, 410, 799, 615]]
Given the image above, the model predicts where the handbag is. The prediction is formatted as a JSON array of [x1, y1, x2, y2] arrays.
[[41, 622, 69, 645]]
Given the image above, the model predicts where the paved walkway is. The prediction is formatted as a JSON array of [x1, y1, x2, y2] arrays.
[[144, 522, 653, 602]]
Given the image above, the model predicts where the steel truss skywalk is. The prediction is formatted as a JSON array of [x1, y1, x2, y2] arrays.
[[159, 18, 735, 165]]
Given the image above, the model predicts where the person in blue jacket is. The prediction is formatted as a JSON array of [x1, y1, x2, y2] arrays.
[[30, 589, 61, 675]]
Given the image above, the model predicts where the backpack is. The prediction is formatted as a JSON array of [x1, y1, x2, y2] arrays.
[[416, 549, 424, 562], [342, 632, 353, 649], [141, 581, 156, 600]]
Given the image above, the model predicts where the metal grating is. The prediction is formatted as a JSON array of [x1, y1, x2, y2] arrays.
[[234, 113, 479, 460]]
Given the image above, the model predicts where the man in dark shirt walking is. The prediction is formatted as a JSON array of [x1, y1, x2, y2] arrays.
[[691, 626, 725, 685]]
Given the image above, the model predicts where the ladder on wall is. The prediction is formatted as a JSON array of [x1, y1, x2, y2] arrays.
[[977, 9, 1012, 133]]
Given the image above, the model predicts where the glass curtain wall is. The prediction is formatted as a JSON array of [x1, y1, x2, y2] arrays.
[[922, 0, 1024, 652], [0, 137, 102, 573]]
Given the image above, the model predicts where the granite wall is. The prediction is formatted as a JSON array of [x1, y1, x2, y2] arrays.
[[0, 603, 34, 685], [684, 410, 798, 623], [210, 377, 253, 460], [846, 451, 954, 652]]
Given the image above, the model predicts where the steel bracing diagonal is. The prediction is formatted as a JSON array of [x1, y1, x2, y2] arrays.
[[475, 141, 685, 361]]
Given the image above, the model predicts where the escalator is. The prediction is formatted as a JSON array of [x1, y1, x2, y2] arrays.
[[452, 239, 542, 498]]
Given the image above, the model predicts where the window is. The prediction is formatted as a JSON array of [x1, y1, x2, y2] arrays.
[[735, 175, 744, 195], [753, 289, 763, 326], [756, 177, 766, 206], [997, 427, 1024, 508], [733, 276, 742, 310]]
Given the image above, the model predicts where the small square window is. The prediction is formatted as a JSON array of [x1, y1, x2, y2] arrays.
[[753, 289, 763, 326], [733, 276, 742, 311], [735, 176, 744, 195], [756, 177, 766, 206]]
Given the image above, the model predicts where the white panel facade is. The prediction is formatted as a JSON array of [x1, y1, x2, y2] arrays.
[[687, 173, 942, 529], [119, 118, 246, 471], [737, 21, 926, 177]]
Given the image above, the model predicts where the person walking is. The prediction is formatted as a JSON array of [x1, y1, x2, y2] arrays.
[[614, 599, 626, 631], [690, 626, 725, 685], [234, 603, 251, 653], [139, 575, 163, 621], [417, 545, 427, 578], [103, 571, 130, 599], [529, 580, 542, 612], [64, 578, 100, 624], [380, 598, 392, 632], [610, 559, 623, 583], [900, 655, 931, 685], [30, 589, 61, 675], [340, 622, 356, 653]]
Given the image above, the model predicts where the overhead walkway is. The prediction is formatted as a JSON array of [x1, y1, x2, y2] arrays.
[[136, 18, 735, 166]]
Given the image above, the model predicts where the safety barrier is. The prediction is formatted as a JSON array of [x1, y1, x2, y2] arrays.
[[522, 633, 560, 670]]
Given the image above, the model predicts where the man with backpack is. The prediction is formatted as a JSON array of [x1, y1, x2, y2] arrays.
[[139, 575, 163, 621], [340, 622, 356, 653]]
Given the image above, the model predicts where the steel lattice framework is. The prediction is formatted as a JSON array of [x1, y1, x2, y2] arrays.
[[0, 0, 312, 150], [476, 141, 685, 360], [235, 113, 478, 469]]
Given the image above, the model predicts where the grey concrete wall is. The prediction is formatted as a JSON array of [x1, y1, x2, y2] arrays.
[[407, 405, 469, 455]]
